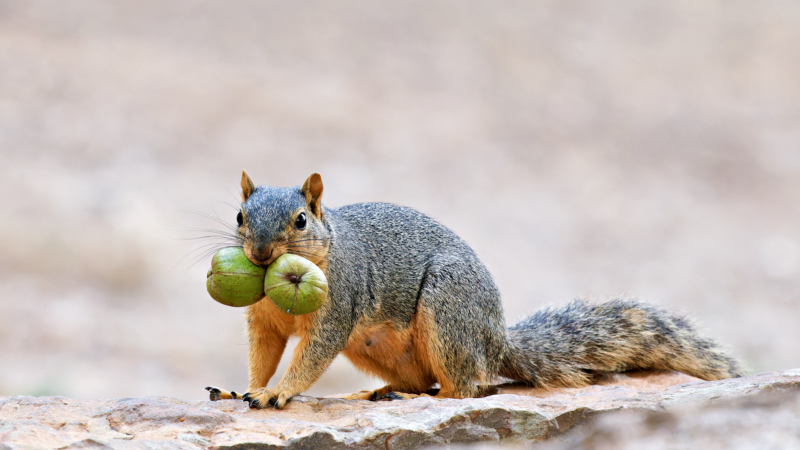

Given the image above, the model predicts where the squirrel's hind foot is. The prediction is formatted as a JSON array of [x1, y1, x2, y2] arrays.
[[344, 385, 436, 402], [344, 385, 394, 401], [378, 391, 424, 401]]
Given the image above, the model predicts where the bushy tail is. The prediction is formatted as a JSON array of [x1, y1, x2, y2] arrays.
[[499, 298, 745, 388]]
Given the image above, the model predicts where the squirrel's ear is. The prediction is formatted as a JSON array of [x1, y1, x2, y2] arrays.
[[241, 170, 256, 202], [302, 173, 324, 218]]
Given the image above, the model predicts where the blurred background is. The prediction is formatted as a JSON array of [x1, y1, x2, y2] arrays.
[[0, 0, 799, 401]]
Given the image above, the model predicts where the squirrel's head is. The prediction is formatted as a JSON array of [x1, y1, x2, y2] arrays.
[[237, 170, 330, 271]]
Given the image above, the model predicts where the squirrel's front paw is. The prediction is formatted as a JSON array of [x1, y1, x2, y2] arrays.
[[242, 388, 294, 409], [205, 386, 240, 401]]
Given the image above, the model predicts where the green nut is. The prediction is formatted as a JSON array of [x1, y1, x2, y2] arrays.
[[206, 247, 266, 307], [264, 253, 328, 315]]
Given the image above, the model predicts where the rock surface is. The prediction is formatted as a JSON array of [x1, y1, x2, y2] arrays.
[[1, 369, 799, 449], [530, 389, 800, 450]]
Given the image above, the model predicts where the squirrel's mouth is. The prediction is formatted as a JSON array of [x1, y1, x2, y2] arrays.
[[244, 245, 279, 267]]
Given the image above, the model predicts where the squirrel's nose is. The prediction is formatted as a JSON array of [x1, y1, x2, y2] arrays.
[[248, 244, 274, 267]]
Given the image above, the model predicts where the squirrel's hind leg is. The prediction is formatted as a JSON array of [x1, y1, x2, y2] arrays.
[[412, 259, 507, 400]]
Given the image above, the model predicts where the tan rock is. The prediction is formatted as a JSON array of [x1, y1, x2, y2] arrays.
[[1, 369, 799, 449], [531, 379, 800, 450]]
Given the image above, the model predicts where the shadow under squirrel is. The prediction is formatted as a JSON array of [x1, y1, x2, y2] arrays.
[[206, 171, 744, 409]]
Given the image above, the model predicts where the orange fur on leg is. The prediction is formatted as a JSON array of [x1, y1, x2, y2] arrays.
[[246, 298, 295, 391]]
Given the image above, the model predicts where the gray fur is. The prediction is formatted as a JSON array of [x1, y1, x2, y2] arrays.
[[320, 201, 509, 390], [501, 299, 746, 387], [240, 183, 744, 396]]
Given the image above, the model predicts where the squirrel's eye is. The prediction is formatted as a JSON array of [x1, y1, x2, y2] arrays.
[[295, 212, 307, 230], [236, 211, 243, 226]]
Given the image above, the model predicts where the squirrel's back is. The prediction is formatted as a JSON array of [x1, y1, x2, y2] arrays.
[[325, 202, 502, 330], [329, 202, 478, 265]]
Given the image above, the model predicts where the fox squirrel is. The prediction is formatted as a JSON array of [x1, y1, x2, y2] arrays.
[[205, 171, 744, 409]]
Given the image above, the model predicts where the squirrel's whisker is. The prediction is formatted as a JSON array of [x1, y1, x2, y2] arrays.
[[286, 241, 330, 246], [181, 209, 238, 228], [285, 249, 318, 257], [181, 234, 241, 243], [184, 236, 241, 247], [185, 241, 238, 252], [177, 225, 240, 235], [285, 245, 323, 252], [173, 243, 240, 271]]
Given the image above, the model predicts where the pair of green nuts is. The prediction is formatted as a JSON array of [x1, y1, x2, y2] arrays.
[[206, 248, 328, 315]]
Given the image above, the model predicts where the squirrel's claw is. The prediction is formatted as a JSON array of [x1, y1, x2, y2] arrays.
[[206, 386, 240, 401], [242, 392, 261, 409], [242, 388, 294, 409], [205, 386, 220, 400], [380, 392, 405, 401], [377, 391, 422, 401]]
